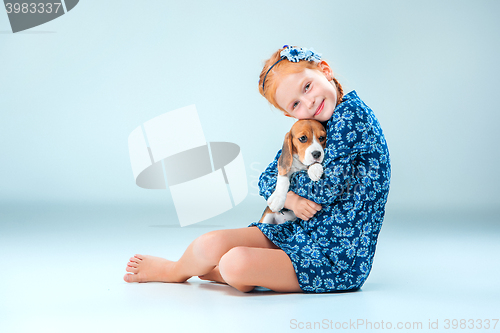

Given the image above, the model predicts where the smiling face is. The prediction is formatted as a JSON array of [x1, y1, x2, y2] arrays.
[[274, 62, 338, 122]]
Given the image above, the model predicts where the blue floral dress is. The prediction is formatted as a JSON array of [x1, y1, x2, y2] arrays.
[[249, 91, 391, 293]]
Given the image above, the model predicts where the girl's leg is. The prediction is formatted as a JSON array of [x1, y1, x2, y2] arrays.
[[218, 247, 302, 293], [124, 226, 278, 283], [198, 266, 224, 283], [200, 248, 302, 292]]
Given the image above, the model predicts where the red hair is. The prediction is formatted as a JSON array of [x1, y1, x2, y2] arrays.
[[259, 47, 344, 115]]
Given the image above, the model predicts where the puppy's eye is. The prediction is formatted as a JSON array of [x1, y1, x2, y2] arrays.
[[298, 136, 307, 143], [319, 136, 325, 142]]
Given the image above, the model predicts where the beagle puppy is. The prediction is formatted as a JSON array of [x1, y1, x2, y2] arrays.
[[259, 120, 327, 224]]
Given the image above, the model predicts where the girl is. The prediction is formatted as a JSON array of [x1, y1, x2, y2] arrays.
[[124, 46, 391, 293]]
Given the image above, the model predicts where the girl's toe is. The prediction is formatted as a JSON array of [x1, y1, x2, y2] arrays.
[[124, 274, 140, 283], [126, 265, 139, 273], [129, 256, 141, 263]]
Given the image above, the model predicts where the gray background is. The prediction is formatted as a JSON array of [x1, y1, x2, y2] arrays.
[[1, 0, 499, 213], [1, 2, 499, 332]]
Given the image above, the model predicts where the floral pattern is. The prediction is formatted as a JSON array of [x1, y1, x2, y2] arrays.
[[249, 91, 391, 293], [280, 46, 322, 63]]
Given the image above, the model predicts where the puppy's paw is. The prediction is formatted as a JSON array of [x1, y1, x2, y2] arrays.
[[308, 163, 324, 181], [267, 192, 286, 212]]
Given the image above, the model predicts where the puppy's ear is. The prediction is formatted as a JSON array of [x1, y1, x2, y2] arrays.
[[278, 132, 293, 176]]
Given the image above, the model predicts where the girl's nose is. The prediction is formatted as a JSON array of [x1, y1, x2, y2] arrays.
[[303, 96, 315, 109]]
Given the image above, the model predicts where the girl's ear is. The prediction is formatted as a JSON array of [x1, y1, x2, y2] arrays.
[[317, 60, 333, 79]]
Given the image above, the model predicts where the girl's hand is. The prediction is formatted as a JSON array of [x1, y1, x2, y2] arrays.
[[284, 191, 322, 221]]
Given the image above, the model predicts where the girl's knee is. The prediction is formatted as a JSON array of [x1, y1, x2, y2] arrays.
[[218, 247, 253, 286], [192, 230, 231, 264]]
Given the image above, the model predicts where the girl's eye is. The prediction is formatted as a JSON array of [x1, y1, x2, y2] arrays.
[[292, 101, 299, 109], [298, 136, 307, 143], [305, 83, 311, 92]]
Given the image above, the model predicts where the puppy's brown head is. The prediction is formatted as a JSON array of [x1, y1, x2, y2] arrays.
[[278, 120, 327, 175]]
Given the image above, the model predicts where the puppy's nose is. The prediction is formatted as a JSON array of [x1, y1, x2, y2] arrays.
[[312, 151, 321, 160]]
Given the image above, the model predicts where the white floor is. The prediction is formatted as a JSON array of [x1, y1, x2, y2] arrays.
[[1, 202, 499, 333]]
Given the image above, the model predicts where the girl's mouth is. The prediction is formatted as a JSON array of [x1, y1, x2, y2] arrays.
[[314, 100, 325, 116]]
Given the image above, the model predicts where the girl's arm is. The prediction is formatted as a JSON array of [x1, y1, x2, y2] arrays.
[[289, 150, 363, 206], [257, 150, 281, 201]]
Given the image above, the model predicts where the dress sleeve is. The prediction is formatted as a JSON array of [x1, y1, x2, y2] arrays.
[[258, 149, 281, 201], [289, 151, 361, 205]]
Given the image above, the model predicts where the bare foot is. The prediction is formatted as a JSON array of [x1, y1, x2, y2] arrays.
[[124, 254, 185, 283], [198, 266, 227, 284]]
